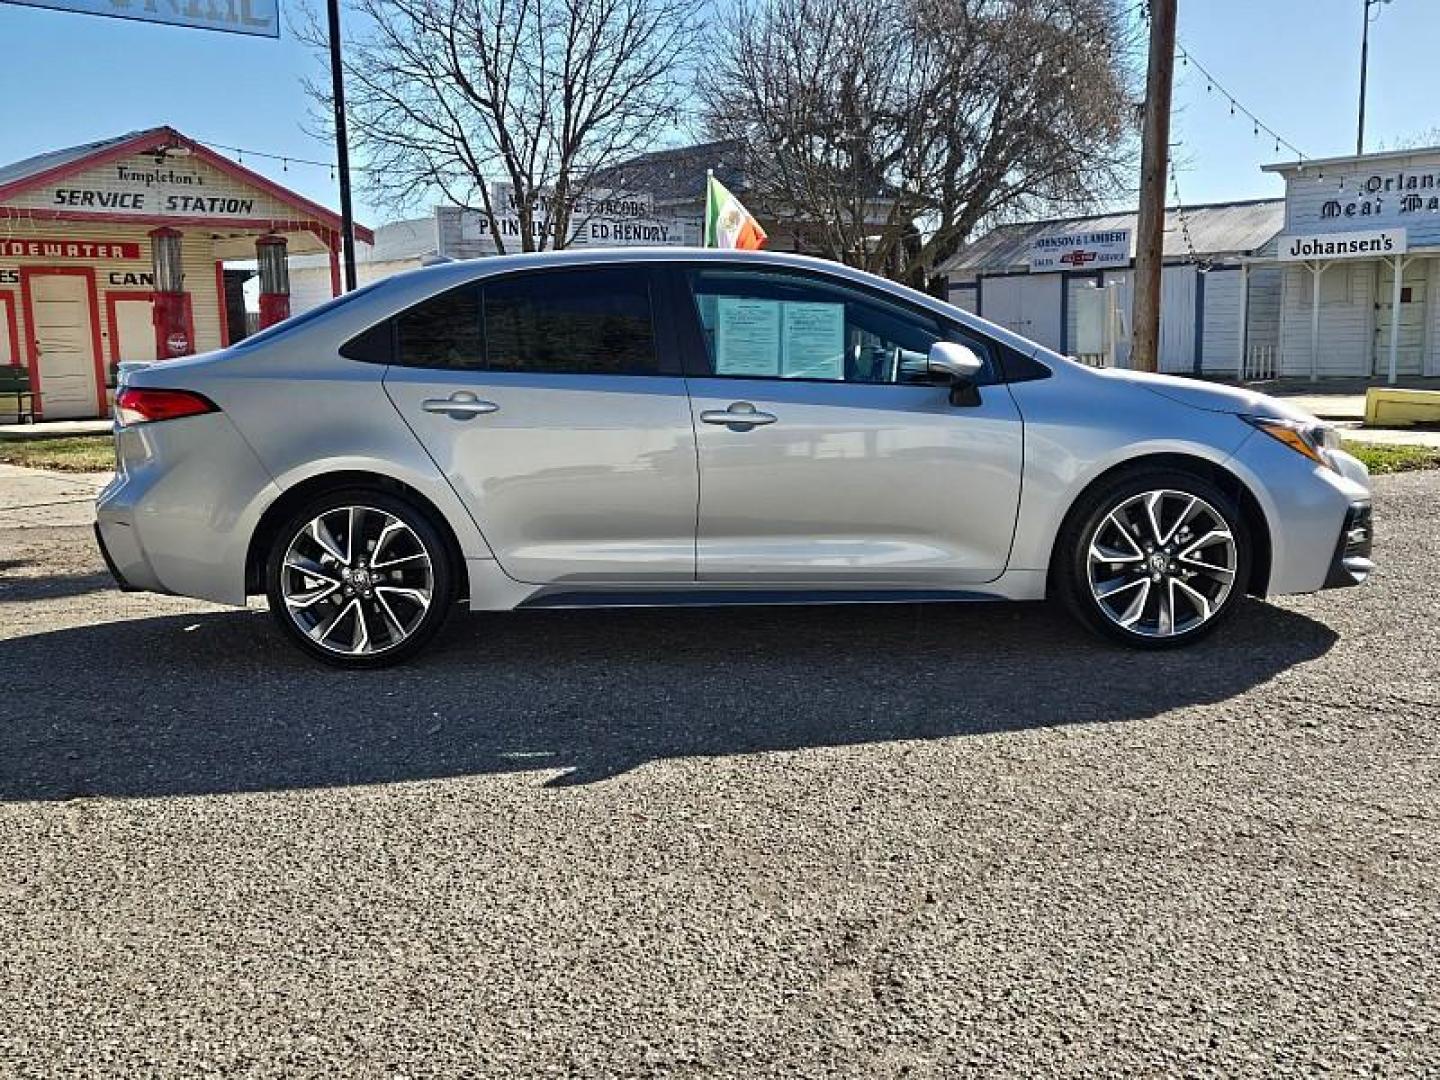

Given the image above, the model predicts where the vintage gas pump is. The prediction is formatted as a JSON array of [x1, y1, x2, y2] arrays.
[[256, 234, 291, 329], [149, 227, 192, 359]]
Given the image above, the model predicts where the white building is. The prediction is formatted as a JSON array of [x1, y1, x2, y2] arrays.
[[1259, 146, 1440, 380], [944, 145, 1440, 383], [940, 199, 1286, 376]]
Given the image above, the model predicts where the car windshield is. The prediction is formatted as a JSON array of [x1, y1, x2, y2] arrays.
[[227, 278, 391, 352]]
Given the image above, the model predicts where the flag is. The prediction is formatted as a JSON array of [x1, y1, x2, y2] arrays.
[[704, 173, 767, 250]]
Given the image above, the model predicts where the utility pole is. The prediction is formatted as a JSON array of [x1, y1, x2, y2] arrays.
[[1357, 0, 1392, 157], [327, 0, 358, 292], [1131, 0, 1176, 374]]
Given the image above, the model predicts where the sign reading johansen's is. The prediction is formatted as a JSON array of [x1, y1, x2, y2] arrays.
[[1028, 228, 1132, 273], [1275, 228, 1407, 262]]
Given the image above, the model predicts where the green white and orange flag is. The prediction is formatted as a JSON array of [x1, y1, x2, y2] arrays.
[[704, 172, 767, 250]]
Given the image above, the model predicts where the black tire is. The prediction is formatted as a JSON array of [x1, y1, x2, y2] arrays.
[[264, 487, 458, 668], [1054, 467, 1252, 649]]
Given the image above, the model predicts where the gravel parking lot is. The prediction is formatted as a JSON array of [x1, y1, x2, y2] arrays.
[[1, 467, 1437, 1077]]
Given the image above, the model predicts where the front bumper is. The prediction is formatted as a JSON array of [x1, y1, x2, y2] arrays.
[[1323, 501, 1374, 588]]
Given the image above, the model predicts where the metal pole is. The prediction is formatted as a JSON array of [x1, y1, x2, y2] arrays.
[[1357, 0, 1371, 156], [1388, 254, 1404, 385], [327, 0, 358, 293], [1131, 0, 1176, 374]]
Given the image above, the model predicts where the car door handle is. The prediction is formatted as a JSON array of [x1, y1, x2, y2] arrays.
[[421, 393, 499, 419], [700, 402, 777, 428]]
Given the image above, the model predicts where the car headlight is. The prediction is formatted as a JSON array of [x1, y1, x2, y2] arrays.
[[1240, 414, 1342, 472]]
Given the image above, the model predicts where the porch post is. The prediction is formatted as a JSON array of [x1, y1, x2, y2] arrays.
[[1309, 261, 1323, 383], [1235, 263, 1249, 380], [1387, 253, 1404, 386], [328, 234, 341, 299]]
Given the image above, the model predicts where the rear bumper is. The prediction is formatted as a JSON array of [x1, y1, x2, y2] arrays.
[[94, 412, 280, 606], [1323, 501, 1374, 589], [93, 520, 141, 593]]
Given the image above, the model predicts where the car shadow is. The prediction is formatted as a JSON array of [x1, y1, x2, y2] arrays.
[[0, 599, 1337, 801], [0, 561, 117, 604]]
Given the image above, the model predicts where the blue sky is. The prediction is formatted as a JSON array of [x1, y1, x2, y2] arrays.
[[0, 0, 1435, 227]]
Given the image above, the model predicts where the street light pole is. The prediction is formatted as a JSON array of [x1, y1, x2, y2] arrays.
[[1357, 0, 1392, 157], [327, 0, 358, 293]]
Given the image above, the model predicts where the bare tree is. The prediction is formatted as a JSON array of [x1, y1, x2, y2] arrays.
[[299, 0, 702, 251], [703, 0, 1137, 287]]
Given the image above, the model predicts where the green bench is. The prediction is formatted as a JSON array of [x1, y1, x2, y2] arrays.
[[0, 365, 39, 424]]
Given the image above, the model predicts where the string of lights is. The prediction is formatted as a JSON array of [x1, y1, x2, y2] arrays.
[[193, 138, 342, 180]]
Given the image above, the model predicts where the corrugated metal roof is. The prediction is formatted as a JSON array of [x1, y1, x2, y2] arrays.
[[940, 198, 1285, 277], [0, 128, 160, 191]]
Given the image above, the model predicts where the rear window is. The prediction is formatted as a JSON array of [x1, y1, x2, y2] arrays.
[[230, 278, 390, 352]]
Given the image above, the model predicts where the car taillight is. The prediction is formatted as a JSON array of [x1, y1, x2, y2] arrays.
[[115, 387, 219, 426]]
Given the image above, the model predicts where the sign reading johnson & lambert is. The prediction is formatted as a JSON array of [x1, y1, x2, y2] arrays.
[[1028, 228, 1131, 273], [1276, 228, 1407, 263]]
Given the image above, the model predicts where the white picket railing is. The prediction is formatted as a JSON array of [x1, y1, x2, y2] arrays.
[[1073, 352, 1110, 368], [1243, 344, 1278, 382]]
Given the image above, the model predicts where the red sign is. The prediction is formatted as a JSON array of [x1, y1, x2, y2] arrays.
[[1059, 249, 1098, 267], [0, 239, 141, 260]]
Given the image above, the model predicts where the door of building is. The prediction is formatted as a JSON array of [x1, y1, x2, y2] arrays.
[[110, 296, 159, 366], [1374, 260, 1428, 376], [25, 270, 103, 419], [979, 274, 1064, 352]]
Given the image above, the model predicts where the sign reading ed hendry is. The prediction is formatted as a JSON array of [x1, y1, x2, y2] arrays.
[[1, 0, 279, 38]]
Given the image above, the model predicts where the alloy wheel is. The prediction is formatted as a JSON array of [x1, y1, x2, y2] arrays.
[[279, 505, 434, 656], [1085, 488, 1239, 639]]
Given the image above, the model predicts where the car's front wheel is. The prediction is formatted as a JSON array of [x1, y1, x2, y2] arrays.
[[264, 489, 458, 667], [1056, 469, 1252, 648]]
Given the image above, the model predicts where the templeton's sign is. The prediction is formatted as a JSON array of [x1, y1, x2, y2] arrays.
[[1275, 228, 1407, 262]]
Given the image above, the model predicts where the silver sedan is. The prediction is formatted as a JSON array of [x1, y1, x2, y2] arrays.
[[95, 249, 1373, 666]]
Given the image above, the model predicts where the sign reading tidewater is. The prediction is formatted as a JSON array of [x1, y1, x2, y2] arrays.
[[1276, 228, 1407, 262], [0, 0, 279, 37], [1028, 228, 1132, 273]]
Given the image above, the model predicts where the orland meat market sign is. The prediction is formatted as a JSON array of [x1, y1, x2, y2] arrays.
[[3, 152, 306, 224], [1028, 228, 1132, 272]]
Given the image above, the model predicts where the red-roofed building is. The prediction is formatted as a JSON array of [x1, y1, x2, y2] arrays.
[[0, 126, 370, 419]]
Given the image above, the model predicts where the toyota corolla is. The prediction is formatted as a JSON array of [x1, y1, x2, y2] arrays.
[[95, 249, 1373, 666]]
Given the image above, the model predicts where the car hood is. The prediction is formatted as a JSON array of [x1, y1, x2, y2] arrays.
[[1094, 367, 1320, 423]]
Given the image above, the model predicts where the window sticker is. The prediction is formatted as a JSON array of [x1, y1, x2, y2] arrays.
[[715, 296, 781, 376], [781, 302, 845, 379]]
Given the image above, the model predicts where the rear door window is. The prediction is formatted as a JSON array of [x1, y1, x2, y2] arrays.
[[482, 266, 659, 375]]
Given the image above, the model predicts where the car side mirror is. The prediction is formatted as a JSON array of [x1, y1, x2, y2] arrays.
[[928, 341, 984, 406], [928, 341, 983, 381]]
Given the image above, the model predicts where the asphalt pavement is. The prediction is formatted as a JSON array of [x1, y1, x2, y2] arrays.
[[1, 468, 1437, 1077]]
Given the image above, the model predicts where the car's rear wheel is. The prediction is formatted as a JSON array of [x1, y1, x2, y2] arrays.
[[1056, 469, 1251, 649], [264, 489, 457, 667]]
